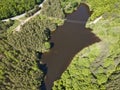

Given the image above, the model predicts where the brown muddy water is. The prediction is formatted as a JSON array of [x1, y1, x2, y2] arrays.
[[41, 3, 101, 90]]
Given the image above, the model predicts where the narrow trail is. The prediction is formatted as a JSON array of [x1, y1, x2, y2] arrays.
[[15, 13, 89, 32], [89, 16, 103, 24], [1, 0, 45, 22], [15, 10, 42, 31], [15, 0, 46, 32]]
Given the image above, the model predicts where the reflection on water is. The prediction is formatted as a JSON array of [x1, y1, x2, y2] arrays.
[[41, 3, 101, 90]]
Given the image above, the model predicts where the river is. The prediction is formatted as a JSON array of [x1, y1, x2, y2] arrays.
[[40, 3, 101, 90]]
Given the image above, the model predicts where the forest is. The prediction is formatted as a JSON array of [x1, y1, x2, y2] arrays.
[[0, 0, 79, 89], [0, 0, 120, 90], [0, 0, 65, 89], [0, 0, 43, 20]]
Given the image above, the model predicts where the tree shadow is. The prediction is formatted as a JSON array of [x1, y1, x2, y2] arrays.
[[50, 42, 54, 49]]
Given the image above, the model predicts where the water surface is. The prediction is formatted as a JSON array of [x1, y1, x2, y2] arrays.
[[41, 3, 100, 90]]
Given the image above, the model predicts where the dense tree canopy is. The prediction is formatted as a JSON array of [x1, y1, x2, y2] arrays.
[[0, 40, 43, 90], [60, 0, 81, 13], [8, 15, 56, 54], [0, 0, 65, 89], [0, 0, 43, 20], [41, 0, 65, 19]]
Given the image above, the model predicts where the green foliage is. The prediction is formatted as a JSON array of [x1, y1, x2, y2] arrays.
[[0, 39, 43, 90], [41, 0, 65, 19], [7, 15, 57, 54], [60, 0, 81, 13], [83, 0, 120, 20], [0, 0, 42, 20], [25, 5, 41, 17], [44, 42, 51, 50], [0, 0, 67, 89], [6, 0, 66, 54], [106, 65, 120, 90], [0, 20, 14, 32]]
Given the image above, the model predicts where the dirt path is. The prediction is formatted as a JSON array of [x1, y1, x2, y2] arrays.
[[15, 0, 46, 32], [15, 11, 40, 31], [2, 1, 45, 22], [89, 16, 102, 24]]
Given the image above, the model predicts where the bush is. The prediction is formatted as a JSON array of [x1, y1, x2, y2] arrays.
[[25, 5, 41, 17], [0, 19, 14, 32]]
